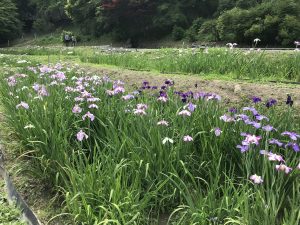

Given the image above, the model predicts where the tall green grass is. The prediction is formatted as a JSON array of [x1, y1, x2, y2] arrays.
[[80, 48, 300, 81], [1, 47, 300, 81], [0, 60, 299, 224]]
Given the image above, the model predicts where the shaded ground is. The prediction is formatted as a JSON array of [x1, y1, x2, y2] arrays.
[[83, 65, 300, 108]]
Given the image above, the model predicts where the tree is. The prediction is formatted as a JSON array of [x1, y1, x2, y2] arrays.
[[0, 0, 21, 43]]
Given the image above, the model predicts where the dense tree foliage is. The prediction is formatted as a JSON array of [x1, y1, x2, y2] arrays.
[[1, 0, 300, 46], [0, 0, 21, 43]]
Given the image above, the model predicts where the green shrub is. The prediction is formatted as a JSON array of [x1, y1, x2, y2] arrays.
[[172, 26, 185, 41]]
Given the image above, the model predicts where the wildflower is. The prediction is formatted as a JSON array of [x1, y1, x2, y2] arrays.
[[262, 125, 276, 132], [255, 115, 269, 121], [237, 145, 249, 153], [285, 142, 300, 152], [213, 128, 222, 136], [178, 110, 191, 117], [220, 114, 234, 122], [16, 101, 29, 110], [236, 114, 249, 121], [82, 111, 95, 121], [87, 97, 100, 102], [275, 164, 292, 174], [268, 153, 284, 162], [245, 120, 261, 129], [74, 97, 85, 102], [54, 71, 66, 81], [266, 98, 277, 108], [133, 109, 146, 115], [165, 79, 174, 86], [207, 94, 221, 101], [142, 81, 149, 86], [72, 104, 82, 114], [137, 104, 148, 110], [242, 107, 258, 116], [38, 85, 49, 97], [106, 90, 115, 96], [251, 96, 261, 103], [250, 174, 263, 184], [228, 107, 237, 113], [76, 130, 88, 141], [296, 163, 300, 170], [260, 150, 284, 162], [162, 137, 174, 145], [81, 90, 92, 98], [114, 86, 125, 94], [122, 94, 135, 100], [183, 135, 193, 142], [157, 96, 168, 102], [183, 102, 197, 112], [281, 131, 300, 141], [269, 139, 283, 147], [157, 120, 169, 126], [242, 134, 261, 146], [88, 104, 98, 109], [7, 76, 17, 87]]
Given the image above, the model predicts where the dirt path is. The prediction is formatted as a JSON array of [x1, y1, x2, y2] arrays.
[[81, 65, 300, 108]]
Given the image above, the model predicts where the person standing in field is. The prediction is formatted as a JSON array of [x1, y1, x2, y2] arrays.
[[71, 35, 77, 47], [64, 34, 71, 46]]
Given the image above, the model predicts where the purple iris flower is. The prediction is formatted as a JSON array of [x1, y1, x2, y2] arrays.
[[252, 96, 262, 103], [269, 138, 283, 147], [76, 130, 88, 141], [165, 79, 172, 85], [236, 114, 249, 121], [220, 114, 235, 122], [214, 128, 222, 136], [266, 98, 277, 108], [16, 101, 29, 110], [160, 91, 167, 97], [242, 107, 258, 116], [143, 81, 149, 86], [255, 115, 269, 121], [281, 131, 300, 141], [237, 145, 249, 153], [285, 142, 300, 152], [186, 102, 196, 112], [262, 125, 276, 132], [251, 121, 261, 129], [228, 107, 237, 113], [161, 85, 167, 90], [151, 86, 158, 90]]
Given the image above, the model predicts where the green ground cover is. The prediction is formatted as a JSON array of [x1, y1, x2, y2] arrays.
[[0, 179, 26, 225]]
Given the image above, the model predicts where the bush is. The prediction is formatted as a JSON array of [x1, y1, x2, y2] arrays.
[[172, 26, 185, 41]]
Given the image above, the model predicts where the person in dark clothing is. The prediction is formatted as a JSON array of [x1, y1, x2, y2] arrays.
[[64, 34, 71, 47], [286, 93, 293, 107]]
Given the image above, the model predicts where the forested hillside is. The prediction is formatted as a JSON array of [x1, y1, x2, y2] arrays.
[[1, 0, 300, 46]]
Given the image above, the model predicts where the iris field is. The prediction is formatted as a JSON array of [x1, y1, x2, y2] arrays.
[[0, 49, 300, 224]]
